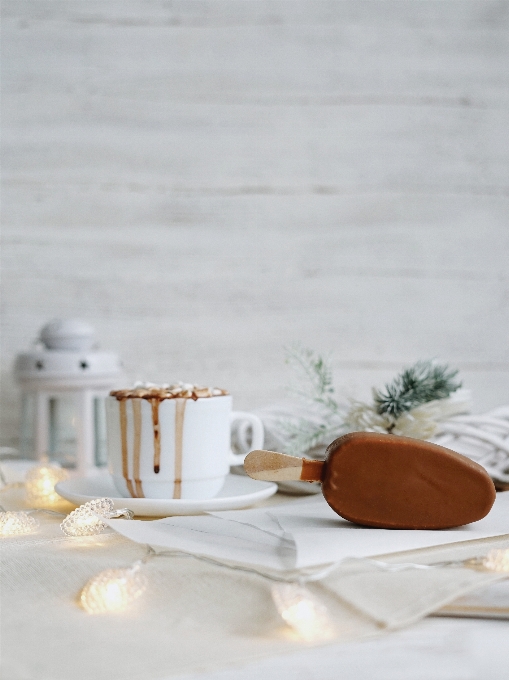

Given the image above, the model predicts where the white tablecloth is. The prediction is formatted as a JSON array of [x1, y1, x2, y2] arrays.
[[2, 481, 509, 680]]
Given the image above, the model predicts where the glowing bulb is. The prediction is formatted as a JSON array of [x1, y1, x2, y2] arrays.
[[482, 549, 509, 573], [80, 565, 146, 614], [61, 498, 133, 536], [25, 463, 68, 508], [0, 511, 39, 536], [271, 583, 335, 642]]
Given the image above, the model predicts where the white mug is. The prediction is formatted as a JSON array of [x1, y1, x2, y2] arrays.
[[105, 394, 264, 499]]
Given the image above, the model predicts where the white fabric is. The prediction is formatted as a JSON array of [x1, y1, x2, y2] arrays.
[[268, 493, 509, 568], [107, 514, 295, 570], [108, 492, 509, 570], [432, 405, 509, 484], [322, 559, 505, 629], [2, 482, 509, 680]]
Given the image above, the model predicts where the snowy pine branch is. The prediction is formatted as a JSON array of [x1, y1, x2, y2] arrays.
[[373, 360, 462, 418]]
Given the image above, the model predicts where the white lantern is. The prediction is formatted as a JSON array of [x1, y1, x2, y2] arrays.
[[14, 320, 122, 474]]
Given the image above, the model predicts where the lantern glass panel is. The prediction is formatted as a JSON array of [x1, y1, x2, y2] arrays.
[[93, 397, 108, 467], [19, 393, 36, 459], [48, 395, 78, 468]]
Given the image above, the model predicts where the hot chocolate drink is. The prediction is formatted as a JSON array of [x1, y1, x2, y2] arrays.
[[106, 383, 263, 500]]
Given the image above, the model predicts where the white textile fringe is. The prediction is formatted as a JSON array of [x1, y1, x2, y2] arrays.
[[431, 405, 509, 485]]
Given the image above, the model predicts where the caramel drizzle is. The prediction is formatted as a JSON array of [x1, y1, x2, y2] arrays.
[[173, 398, 187, 499], [119, 399, 136, 498], [114, 389, 198, 499], [132, 398, 144, 498], [150, 398, 161, 474]]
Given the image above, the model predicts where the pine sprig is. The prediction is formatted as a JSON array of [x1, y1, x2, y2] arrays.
[[280, 419, 342, 458], [274, 352, 464, 455], [373, 360, 461, 418], [285, 345, 339, 412], [279, 346, 344, 456]]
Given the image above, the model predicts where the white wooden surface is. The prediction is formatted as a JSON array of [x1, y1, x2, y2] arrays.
[[1, 1, 508, 447]]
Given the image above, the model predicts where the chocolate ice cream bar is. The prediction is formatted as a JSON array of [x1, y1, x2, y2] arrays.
[[244, 432, 496, 529]]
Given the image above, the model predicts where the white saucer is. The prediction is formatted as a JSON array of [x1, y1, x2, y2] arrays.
[[55, 473, 277, 517]]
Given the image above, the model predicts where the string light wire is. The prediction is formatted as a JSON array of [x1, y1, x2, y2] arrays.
[[77, 542, 509, 641]]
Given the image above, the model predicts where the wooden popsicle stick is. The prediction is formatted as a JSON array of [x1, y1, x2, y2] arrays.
[[244, 450, 324, 482]]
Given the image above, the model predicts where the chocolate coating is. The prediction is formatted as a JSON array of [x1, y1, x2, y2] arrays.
[[322, 432, 496, 529]]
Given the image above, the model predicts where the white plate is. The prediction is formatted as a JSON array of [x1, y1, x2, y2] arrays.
[[55, 473, 277, 517]]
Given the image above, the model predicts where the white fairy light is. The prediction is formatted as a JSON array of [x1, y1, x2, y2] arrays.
[[271, 583, 335, 642], [0, 510, 39, 536], [60, 498, 134, 537], [482, 549, 509, 573], [61, 498, 113, 537], [80, 563, 146, 614], [25, 463, 68, 508]]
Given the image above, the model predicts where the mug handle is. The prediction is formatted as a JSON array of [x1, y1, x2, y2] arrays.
[[229, 412, 264, 466]]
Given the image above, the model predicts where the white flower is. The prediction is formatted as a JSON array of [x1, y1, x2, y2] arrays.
[[345, 390, 472, 440], [391, 405, 440, 439], [344, 401, 392, 434], [393, 390, 472, 439]]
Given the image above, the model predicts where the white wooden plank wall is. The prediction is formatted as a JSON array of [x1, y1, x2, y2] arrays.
[[1, 0, 508, 447]]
